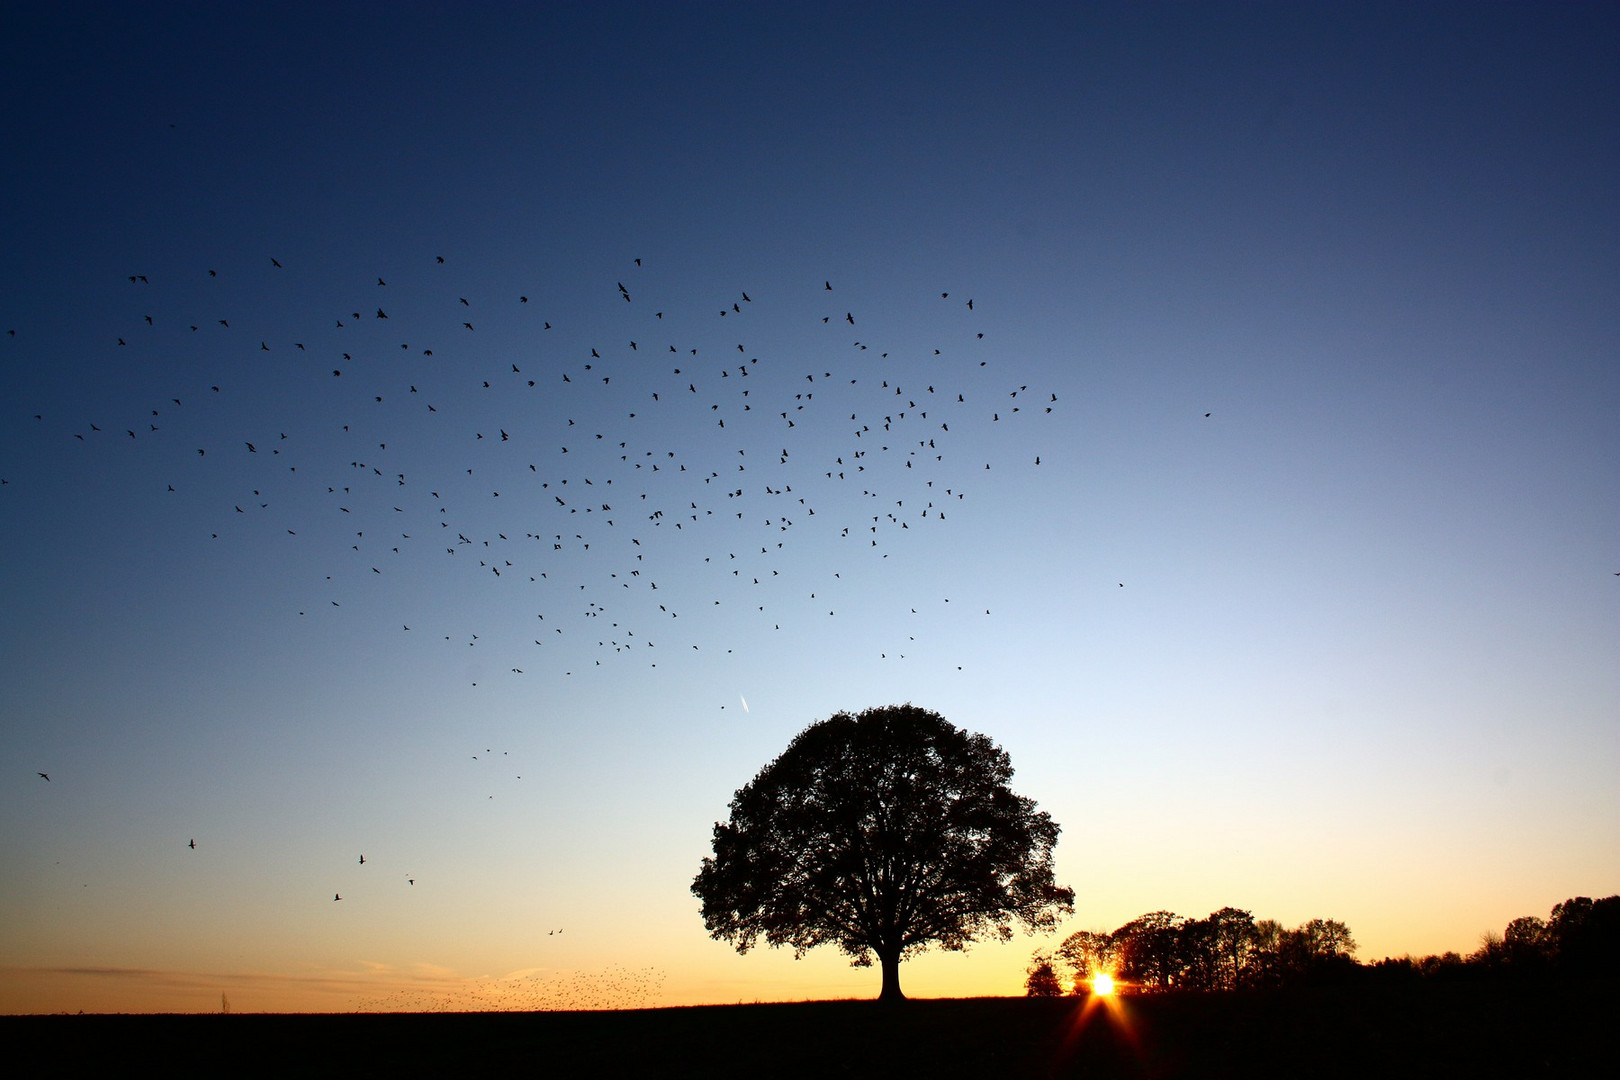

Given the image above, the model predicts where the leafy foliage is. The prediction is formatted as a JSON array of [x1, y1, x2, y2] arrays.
[[1049, 893, 1620, 994], [693, 704, 1074, 1000], [1053, 908, 1356, 992], [1024, 955, 1065, 997]]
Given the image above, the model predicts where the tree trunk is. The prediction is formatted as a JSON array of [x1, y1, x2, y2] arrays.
[[878, 947, 905, 1002]]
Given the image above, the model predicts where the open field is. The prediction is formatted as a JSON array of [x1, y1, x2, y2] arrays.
[[8, 981, 1615, 1078]]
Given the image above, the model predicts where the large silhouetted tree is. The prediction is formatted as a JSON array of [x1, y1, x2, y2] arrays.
[[691, 704, 1074, 1001]]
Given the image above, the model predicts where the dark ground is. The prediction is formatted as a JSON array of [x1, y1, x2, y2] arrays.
[[8, 981, 1615, 1078]]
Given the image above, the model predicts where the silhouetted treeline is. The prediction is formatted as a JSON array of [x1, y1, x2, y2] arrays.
[[1369, 895, 1620, 984], [1030, 907, 1357, 994], [1031, 895, 1620, 996]]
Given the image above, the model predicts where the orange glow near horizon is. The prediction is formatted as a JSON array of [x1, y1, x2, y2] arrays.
[[1091, 972, 1115, 996]]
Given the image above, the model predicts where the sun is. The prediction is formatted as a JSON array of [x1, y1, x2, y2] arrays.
[[1091, 972, 1115, 996]]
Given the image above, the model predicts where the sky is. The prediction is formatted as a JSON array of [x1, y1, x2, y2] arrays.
[[2, 1, 1616, 1013]]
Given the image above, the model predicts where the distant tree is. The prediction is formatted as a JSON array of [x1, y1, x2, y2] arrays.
[[1114, 911, 1187, 990], [1546, 895, 1620, 976], [1055, 929, 1120, 990], [1176, 914, 1221, 990], [1024, 954, 1065, 997], [1418, 950, 1467, 980], [1059, 908, 1260, 992], [1248, 918, 1286, 986], [1504, 915, 1547, 950], [1273, 918, 1358, 984], [1367, 955, 1420, 983], [692, 704, 1074, 1001], [1296, 918, 1357, 960], [1228, 916, 1358, 987], [1501, 915, 1549, 975], [1471, 929, 1508, 975], [1170, 907, 1258, 991], [1205, 907, 1258, 990], [1058, 907, 1357, 992], [1377, 896, 1620, 984]]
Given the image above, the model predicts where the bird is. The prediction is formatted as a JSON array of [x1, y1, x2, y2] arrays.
[[189, 839, 196, 849], [358, 855, 366, 865], [334, 893, 343, 901], [37, 772, 49, 781]]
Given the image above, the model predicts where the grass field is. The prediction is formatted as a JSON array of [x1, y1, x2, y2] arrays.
[[8, 982, 1614, 1078]]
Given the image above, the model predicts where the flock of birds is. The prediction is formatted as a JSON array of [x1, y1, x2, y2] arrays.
[[13, 248, 1608, 1011], [13, 251, 1072, 1007], [350, 965, 667, 1014], [12, 253, 1065, 681]]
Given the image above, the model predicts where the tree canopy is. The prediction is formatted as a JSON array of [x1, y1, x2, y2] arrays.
[[1054, 908, 1357, 992], [692, 704, 1074, 1001], [1044, 893, 1620, 994]]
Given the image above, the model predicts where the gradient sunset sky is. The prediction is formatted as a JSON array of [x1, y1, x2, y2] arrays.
[[3, 1, 1616, 1013]]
